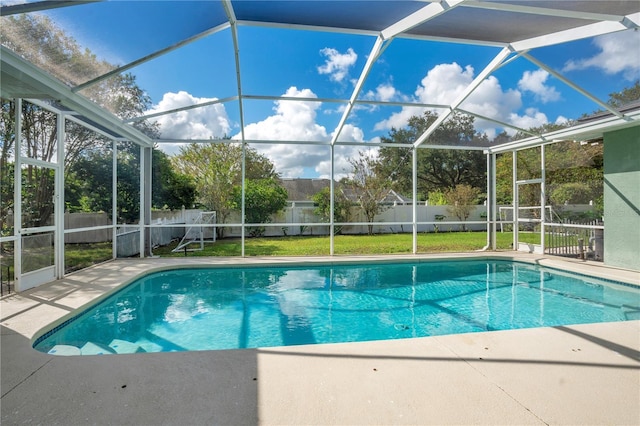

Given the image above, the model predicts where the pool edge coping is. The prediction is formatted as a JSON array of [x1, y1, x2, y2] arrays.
[[28, 252, 640, 351]]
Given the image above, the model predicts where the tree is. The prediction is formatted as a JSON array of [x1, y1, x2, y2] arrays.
[[173, 143, 241, 235], [232, 179, 288, 237], [444, 184, 481, 231], [152, 149, 196, 210], [346, 150, 390, 235], [377, 111, 487, 200], [495, 124, 602, 212], [245, 148, 279, 180], [606, 80, 640, 108], [172, 143, 279, 238], [312, 184, 352, 235], [6, 102, 58, 228], [0, 14, 113, 87], [1, 14, 164, 227], [1, 101, 16, 236], [66, 152, 113, 214]]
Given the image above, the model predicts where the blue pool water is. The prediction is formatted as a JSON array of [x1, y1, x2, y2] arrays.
[[34, 260, 640, 355]]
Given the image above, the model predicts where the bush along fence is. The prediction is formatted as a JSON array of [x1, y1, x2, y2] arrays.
[[58, 204, 603, 258]]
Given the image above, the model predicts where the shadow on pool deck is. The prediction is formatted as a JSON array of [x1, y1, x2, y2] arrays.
[[1, 325, 260, 425]]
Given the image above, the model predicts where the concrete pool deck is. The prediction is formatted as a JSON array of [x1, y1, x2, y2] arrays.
[[1, 253, 639, 425]]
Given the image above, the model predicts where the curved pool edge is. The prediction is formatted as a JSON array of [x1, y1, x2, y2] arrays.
[[3, 317, 640, 425], [26, 252, 640, 352]]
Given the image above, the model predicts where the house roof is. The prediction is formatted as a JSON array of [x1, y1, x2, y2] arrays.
[[280, 178, 330, 202]]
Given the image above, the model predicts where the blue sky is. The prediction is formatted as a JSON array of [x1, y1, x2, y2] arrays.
[[37, 2, 640, 178]]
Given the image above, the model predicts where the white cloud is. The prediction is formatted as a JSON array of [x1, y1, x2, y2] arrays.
[[374, 62, 523, 135], [318, 47, 358, 83], [364, 83, 398, 102], [375, 63, 478, 130], [315, 145, 361, 180], [462, 75, 522, 126], [508, 108, 549, 134], [374, 105, 430, 131], [235, 87, 367, 179], [333, 123, 365, 143], [148, 90, 231, 141], [241, 87, 327, 142], [563, 30, 640, 80], [518, 69, 561, 103], [416, 62, 475, 105]]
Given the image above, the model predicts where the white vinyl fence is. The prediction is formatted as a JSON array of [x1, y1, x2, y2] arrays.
[[62, 204, 601, 257]]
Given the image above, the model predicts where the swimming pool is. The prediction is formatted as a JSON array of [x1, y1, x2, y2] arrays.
[[34, 259, 639, 355]]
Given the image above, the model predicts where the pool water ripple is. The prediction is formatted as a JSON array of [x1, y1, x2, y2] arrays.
[[34, 260, 640, 355]]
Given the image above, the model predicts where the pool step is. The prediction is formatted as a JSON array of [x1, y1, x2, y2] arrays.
[[80, 341, 116, 355], [48, 345, 81, 356], [134, 337, 164, 353], [109, 339, 146, 354]]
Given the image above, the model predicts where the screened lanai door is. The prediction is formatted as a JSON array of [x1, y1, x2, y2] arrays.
[[513, 147, 546, 254], [514, 180, 545, 254], [18, 160, 59, 289], [15, 101, 63, 291]]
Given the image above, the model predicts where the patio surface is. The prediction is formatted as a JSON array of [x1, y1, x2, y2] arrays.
[[1, 253, 639, 425]]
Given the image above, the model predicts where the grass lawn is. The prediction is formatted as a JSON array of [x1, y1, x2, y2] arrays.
[[153, 231, 536, 257], [0, 232, 542, 283], [64, 242, 113, 273]]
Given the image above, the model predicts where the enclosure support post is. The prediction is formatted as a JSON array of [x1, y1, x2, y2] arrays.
[[412, 146, 418, 254], [484, 152, 493, 251], [241, 142, 246, 257], [13, 98, 22, 291], [112, 139, 117, 259], [330, 144, 335, 255], [491, 153, 497, 250], [55, 111, 65, 279], [144, 146, 152, 257], [139, 145, 152, 257], [540, 145, 546, 253], [138, 144, 144, 257], [512, 150, 518, 250]]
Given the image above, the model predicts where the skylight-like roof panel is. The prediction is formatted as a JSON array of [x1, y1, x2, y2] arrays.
[[506, 0, 640, 16], [521, 29, 640, 113], [2, 1, 229, 87], [232, 0, 428, 33], [407, 8, 598, 44], [49, 1, 227, 61]]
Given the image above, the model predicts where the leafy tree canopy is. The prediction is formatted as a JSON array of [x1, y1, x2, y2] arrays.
[[0, 14, 180, 227], [607, 80, 640, 108], [312, 184, 353, 234], [172, 143, 279, 237], [232, 178, 288, 237], [444, 184, 481, 231], [346, 150, 390, 235], [377, 111, 487, 199]]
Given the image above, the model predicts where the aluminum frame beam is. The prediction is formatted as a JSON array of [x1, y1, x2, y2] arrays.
[[1, 46, 153, 147], [0, 0, 98, 16], [126, 96, 238, 123], [488, 109, 640, 154], [73, 22, 230, 93], [413, 47, 513, 148], [331, 0, 464, 145], [522, 53, 626, 120], [511, 15, 639, 51], [460, 0, 630, 22]]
